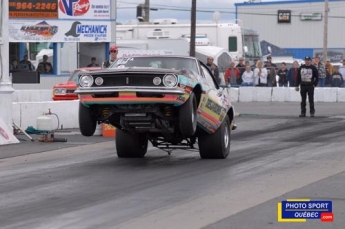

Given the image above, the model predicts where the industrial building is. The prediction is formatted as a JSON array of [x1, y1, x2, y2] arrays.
[[235, 0, 345, 63]]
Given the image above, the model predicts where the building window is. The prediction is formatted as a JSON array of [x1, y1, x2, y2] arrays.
[[228, 37, 237, 52]]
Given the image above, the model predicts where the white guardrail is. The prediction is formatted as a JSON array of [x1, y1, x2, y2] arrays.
[[12, 88, 345, 130]]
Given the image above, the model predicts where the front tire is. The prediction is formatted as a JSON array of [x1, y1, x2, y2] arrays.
[[179, 92, 197, 137], [79, 103, 97, 136], [116, 130, 148, 158], [198, 115, 231, 159]]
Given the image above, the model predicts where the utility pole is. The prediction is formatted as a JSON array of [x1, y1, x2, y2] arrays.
[[190, 0, 197, 57], [144, 0, 150, 22], [0, 0, 15, 130], [322, 0, 329, 63]]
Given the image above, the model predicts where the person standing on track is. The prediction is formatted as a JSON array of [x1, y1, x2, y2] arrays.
[[295, 56, 319, 117]]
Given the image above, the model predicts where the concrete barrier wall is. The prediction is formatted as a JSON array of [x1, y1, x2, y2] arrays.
[[13, 76, 70, 90], [235, 87, 345, 103], [13, 90, 53, 102], [13, 101, 79, 129], [12, 88, 345, 130]]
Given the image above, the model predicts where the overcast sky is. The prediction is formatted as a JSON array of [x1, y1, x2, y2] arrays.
[[116, 0, 276, 23]]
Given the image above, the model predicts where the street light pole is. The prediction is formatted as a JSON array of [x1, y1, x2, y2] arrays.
[[322, 0, 329, 63], [0, 0, 15, 129], [144, 0, 150, 22], [190, 0, 196, 57]]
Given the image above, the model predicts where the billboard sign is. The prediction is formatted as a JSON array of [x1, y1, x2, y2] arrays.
[[9, 0, 58, 19], [58, 0, 110, 19], [9, 20, 111, 42], [278, 10, 291, 23], [300, 12, 322, 21]]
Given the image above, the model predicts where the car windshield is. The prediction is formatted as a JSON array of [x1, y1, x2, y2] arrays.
[[69, 70, 80, 83], [111, 56, 199, 74]]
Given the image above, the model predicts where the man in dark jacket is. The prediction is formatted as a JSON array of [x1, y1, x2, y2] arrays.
[[295, 56, 319, 117], [331, 66, 343, 87], [206, 56, 220, 84], [103, 46, 118, 68]]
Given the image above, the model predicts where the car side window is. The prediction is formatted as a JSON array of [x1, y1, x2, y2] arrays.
[[201, 65, 217, 89]]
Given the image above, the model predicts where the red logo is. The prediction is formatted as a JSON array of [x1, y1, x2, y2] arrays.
[[0, 127, 9, 140], [320, 212, 334, 222], [59, 0, 90, 17]]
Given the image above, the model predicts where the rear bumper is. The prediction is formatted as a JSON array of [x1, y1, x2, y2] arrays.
[[52, 95, 78, 101]]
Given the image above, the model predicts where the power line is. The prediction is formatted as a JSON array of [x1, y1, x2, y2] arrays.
[[117, 0, 345, 11], [117, 6, 345, 19]]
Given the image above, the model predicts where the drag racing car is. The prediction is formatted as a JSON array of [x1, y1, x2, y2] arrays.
[[75, 55, 236, 159]]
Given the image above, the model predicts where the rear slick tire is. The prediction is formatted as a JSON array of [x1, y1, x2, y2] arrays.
[[198, 115, 231, 159], [116, 130, 148, 158]]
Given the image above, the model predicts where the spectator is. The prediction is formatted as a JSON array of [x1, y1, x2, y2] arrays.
[[241, 65, 254, 86], [331, 66, 343, 87], [103, 46, 118, 68], [43, 63, 53, 74], [236, 57, 245, 84], [295, 56, 319, 118], [325, 61, 334, 75], [206, 56, 220, 83], [264, 56, 278, 68], [287, 61, 299, 87], [9, 59, 19, 71], [277, 62, 288, 87], [244, 60, 250, 67], [37, 55, 53, 73], [265, 60, 277, 87], [210, 63, 221, 84], [87, 57, 100, 67], [339, 59, 345, 87], [251, 59, 258, 70], [224, 61, 241, 86], [314, 57, 326, 87], [312, 57, 317, 66], [254, 60, 268, 87], [19, 55, 34, 70]]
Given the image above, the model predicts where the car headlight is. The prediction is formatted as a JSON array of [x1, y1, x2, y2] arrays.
[[53, 88, 66, 95], [163, 74, 177, 88], [79, 75, 94, 87], [95, 77, 104, 86]]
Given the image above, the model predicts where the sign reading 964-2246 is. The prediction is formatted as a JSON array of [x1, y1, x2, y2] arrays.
[[9, 0, 58, 19]]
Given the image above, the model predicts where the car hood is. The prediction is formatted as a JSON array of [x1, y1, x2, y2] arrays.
[[53, 81, 77, 88], [79, 67, 182, 75]]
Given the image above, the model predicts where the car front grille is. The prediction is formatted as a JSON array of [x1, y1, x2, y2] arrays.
[[66, 90, 75, 94], [92, 74, 166, 87]]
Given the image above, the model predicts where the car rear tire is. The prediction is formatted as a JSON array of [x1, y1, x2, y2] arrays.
[[79, 103, 97, 137], [116, 130, 148, 158], [198, 115, 231, 159], [179, 92, 197, 137]]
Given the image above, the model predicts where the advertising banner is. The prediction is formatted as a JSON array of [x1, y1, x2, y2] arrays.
[[0, 119, 19, 145], [9, 0, 59, 19], [9, 20, 111, 42], [58, 0, 110, 19], [314, 49, 345, 63]]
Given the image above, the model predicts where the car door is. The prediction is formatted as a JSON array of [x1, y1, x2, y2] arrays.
[[197, 65, 230, 133]]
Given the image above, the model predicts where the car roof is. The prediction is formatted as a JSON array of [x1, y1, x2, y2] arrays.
[[77, 67, 101, 71], [117, 55, 197, 60]]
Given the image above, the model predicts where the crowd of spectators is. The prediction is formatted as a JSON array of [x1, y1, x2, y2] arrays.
[[207, 55, 345, 88], [9, 54, 53, 74]]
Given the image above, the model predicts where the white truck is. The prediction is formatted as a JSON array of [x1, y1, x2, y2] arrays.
[[117, 18, 263, 61]]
